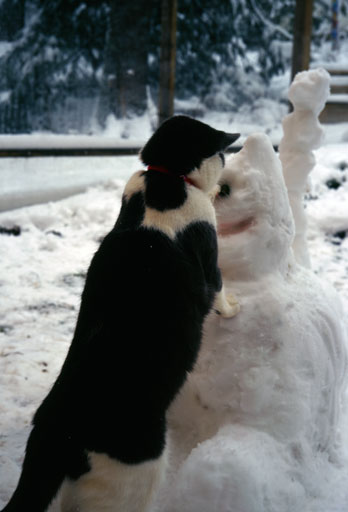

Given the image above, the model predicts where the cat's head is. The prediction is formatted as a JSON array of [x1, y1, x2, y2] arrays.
[[140, 115, 239, 192]]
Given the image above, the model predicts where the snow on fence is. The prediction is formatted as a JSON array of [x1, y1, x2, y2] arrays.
[[0, 135, 248, 157], [0, 135, 143, 157], [316, 65, 348, 123]]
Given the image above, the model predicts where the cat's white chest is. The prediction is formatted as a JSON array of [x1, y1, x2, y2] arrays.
[[142, 186, 217, 239]]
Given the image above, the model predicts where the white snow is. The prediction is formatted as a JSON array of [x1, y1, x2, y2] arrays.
[[0, 41, 12, 58], [327, 94, 348, 104], [331, 76, 348, 86], [0, 91, 10, 104], [1, 71, 348, 511], [279, 68, 331, 267], [0, 135, 144, 150], [315, 62, 348, 72], [0, 155, 140, 212]]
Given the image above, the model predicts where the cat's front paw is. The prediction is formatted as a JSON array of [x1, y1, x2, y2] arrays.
[[208, 184, 221, 202], [214, 292, 240, 318], [217, 297, 240, 318]]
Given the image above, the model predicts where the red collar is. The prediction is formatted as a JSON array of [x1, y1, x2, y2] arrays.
[[147, 165, 196, 187]]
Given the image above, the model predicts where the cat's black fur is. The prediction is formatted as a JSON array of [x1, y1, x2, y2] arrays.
[[2, 116, 239, 512], [141, 115, 235, 176]]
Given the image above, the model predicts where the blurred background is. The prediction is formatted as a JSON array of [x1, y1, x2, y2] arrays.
[[0, 0, 347, 139]]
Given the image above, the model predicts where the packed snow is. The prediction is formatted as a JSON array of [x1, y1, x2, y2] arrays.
[[0, 155, 140, 212], [1, 69, 348, 511], [157, 131, 348, 512], [279, 68, 331, 267]]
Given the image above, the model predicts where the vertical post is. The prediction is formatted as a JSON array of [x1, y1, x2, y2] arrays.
[[291, 0, 314, 81], [158, 0, 177, 127], [332, 0, 339, 51]]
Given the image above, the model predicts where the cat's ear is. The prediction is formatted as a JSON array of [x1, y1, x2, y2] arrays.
[[221, 132, 240, 150]]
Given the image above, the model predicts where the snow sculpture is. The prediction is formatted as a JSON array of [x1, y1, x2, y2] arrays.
[[279, 68, 331, 267], [156, 128, 348, 510]]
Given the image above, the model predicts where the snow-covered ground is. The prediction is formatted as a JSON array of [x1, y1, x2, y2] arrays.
[[0, 154, 140, 212]]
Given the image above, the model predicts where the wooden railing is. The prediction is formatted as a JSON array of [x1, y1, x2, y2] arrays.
[[319, 66, 348, 123], [0, 145, 247, 158]]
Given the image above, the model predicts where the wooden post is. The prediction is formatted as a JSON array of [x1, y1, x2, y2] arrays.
[[158, 0, 177, 127], [332, 0, 339, 51], [291, 0, 314, 81]]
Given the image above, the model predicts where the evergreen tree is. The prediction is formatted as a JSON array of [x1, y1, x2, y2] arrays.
[[0, 0, 339, 133], [0, 0, 109, 133], [175, 0, 295, 110], [0, 0, 25, 41], [97, 0, 159, 127]]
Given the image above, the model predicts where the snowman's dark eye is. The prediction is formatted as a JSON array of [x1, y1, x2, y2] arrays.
[[219, 183, 231, 198]]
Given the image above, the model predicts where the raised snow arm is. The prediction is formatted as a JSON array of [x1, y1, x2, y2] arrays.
[[279, 68, 330, 267]]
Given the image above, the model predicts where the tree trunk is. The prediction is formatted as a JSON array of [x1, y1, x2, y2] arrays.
[[98, 0, 151, 127], [291, 0, 314, 81], [331, 0, 339, 51], [158, 0, 177, 126]]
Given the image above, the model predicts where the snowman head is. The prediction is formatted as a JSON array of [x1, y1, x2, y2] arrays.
[[214, 133, 295, 280]]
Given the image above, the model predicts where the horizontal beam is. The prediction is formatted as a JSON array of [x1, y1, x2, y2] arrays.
[[0, 147, 141, 158], [0, 145, 276, 158]]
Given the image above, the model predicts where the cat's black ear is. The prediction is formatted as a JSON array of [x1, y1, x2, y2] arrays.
[[221, 133, 240, 150]]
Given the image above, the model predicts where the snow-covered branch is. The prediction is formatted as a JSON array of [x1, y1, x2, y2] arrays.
[[249, 0, 292, 40]]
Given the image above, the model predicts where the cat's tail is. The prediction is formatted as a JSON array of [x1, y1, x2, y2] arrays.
[[1, 426, 67, 512]]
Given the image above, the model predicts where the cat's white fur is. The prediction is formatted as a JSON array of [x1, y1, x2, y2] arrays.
[[57, 452, 167, 512], [142, 178, 217, 238]]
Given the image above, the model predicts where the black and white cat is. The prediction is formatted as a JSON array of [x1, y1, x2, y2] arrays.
[[1, 115, 240, 512]]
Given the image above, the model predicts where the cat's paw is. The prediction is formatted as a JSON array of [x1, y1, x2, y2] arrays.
[[215, 294, 240, 318], [208, 184, 221, 202]]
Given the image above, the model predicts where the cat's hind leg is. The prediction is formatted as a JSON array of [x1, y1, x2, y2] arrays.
[[59, 451, 167, 512], [1, 426, 68, 512]]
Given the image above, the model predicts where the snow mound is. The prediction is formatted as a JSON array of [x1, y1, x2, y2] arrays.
[[157, 132, 348, 512], [162, 426, 307, 512]]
